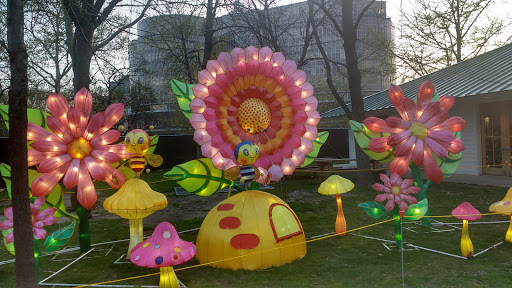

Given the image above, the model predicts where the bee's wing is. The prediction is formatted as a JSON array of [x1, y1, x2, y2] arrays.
[[144, 154, 163, 167], [224, 166, 241, 181]]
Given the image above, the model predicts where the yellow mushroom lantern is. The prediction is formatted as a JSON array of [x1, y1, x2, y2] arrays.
[[318, 175, 354, 236], [489, 187, 512, 243], [103, 178, 168, 257]]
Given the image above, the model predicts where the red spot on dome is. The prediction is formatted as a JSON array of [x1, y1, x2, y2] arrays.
[[217, 204, 234, 211], [219, 217, 241, 229], [230, 234, 260, 249]]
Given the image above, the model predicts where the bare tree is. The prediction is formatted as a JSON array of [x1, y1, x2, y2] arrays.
[[61, 0, 154, 92], [393, 0, 508, 81], [3, 0, 36, 286], [309, 0, 387, 185]]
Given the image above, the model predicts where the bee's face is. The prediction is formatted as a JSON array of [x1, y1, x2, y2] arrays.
[[235, 142, 259, 165], [124, 129, 150, 154]]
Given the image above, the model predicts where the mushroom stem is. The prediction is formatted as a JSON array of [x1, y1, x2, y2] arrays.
[[506, 216, 512, 243], [335, 194, 346, 236], [461, 219, 474, 257], [159, 266, 180, 288], [128, 218, 143, 258]]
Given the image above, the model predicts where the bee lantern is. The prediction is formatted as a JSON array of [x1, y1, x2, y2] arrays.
[[225, 141, 264, 192], [124, 129, 163, 177]]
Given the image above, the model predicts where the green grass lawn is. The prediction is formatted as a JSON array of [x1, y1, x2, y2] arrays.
[[1, 171, 511, 287]]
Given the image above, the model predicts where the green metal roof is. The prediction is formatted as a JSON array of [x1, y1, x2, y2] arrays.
[[322, 43, 512, 118]]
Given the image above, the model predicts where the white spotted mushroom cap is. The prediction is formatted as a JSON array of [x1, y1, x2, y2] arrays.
[[130, 222, 196, 268]]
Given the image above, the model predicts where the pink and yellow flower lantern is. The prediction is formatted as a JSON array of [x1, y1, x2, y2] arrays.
[[27, 88, 131, 251], [189, 46, 320, 183], [352, 80, 467, 227]]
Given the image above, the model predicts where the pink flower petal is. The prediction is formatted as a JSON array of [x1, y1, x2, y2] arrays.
[[385, 116, 410, 130], [368, 137, 392, 153], [418, 102, 441, 124], [430, 116, 466, 132], [282, 60, 297, 75], [0, 218, 12, 230], [27, 123, 57, 142], [394, 135, 416, 157], [403, 98, 416, 122], [388, 84, 409, 122], [438, 95, 455, 111], [74, 88, 93, 135], [385, 199, 395, 212], [271, 52, 285, 67], [32, 196, 45, 214], [428, 130, 456, 142], [416, 80, 435, 115], [206, 60, 224, 76], [258, 61, 272, 76], [389, 153, 412, 176], [281, 159, 295, 175], [46, 93, 69, 124], [38, 154, 72, 173], [258, 47, 273, 63], [300, 82, 314, 99], [101, 103, 124, 133], [63, 159, 81, 189], [447, 138, 465, 154], [291, 149, 306, 166], [66, 107, 82, 138], [246, 59, 259, 75], [32, 162, 70, 196], [90, 130, 121, 147], [83, 112, 105, 140], [47, 116, 73, 143], [270, 151, 284, 165], [401, 194, 418, 204], [292, 70, 307, 86], [40, 212, 57, 226], [230, 47, 245, 63], [268, 165, 284, 181], [425, 137, 448, 158], [304, 96, 318, 112], [379, 173, 390, 186], [84, 156, 106, 181], [424, 109, 448, 129], [100, 162, 126, 189], [217, 52, 233, 70], [3, 207, 13, 221], [397, 199, 409, 211], [387, 130, 412, 147], [95, 144, 132, 159], [6, 232, 14, 243], [364, 117, 401, 133], [402, 186, 421, 195], [77, 161, 97, 210], [373, 183, 390, 192], [423, 148, 443, 183], [412, 139, 424, 166], [198, 70, 216, 86], [28, 149, 61, 167], [31, 140, 67, 153], [192, 84, 209, 99], [33, 227, 47, 240], [400, 178, 414, 189], [298, 139, 313, 154], [375, 193, 388, 202], [390, 173, 402, 186], [91, 150, 121, 163]]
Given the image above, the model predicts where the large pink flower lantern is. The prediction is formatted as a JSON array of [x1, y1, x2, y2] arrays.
[[27, 89, 131, 210], [364, 80, 466, 183], [189, 46, 320, 181]]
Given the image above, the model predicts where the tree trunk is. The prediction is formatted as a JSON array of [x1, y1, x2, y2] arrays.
[[202, 0, 216, 69], [7, 0, 37, 286], [72, 27, 94, 92], [341, 0, 373, 185]]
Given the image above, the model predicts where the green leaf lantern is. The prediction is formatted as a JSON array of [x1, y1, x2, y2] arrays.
[[300, 131, 329, 167], [349, 120, 395, 163], [2, 228, 15, 255], [43, 222, 76, 253], [0, 163, 66, 217], [358, 201, 389, 221], [405, 199, 428, 221], [171, 79, 195, 120], [164, 158, 234, 196]]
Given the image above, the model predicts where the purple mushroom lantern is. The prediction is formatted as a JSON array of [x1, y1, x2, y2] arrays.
[[452, 202, 482, 258], [130, 222, 196, 288]]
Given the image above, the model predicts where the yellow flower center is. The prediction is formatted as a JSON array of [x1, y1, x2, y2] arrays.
[[67, 137, 93, 159], [237, 98, 271, 134], [391, 186, 401, 196], [409, 122, 428, 140]]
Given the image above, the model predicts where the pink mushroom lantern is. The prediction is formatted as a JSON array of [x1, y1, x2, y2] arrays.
[[130, 222, 196, 288], [452, 202, 482, 258]]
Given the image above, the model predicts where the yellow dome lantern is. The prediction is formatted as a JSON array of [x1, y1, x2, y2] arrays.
[[196, 190, 306, 270], [489, 187, 512, 242], [103, 178, 168, 257]]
